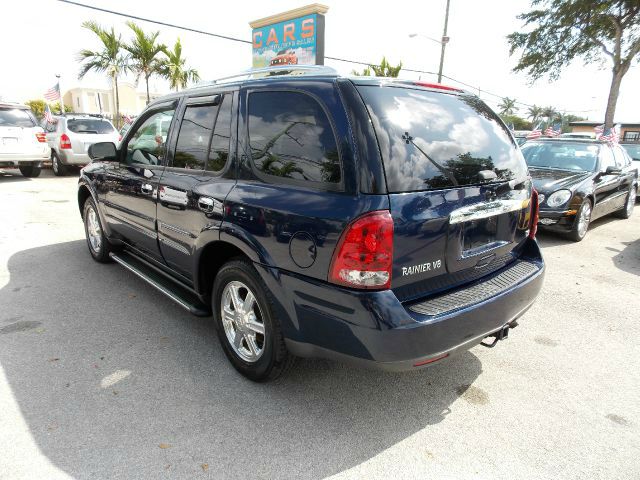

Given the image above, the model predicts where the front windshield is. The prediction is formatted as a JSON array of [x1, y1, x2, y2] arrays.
[[521, 142, 599, 172], [622, 144, 640, 161]]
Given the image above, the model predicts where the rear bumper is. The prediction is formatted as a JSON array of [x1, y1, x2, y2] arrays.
[[58, 149, 90, 166], [259, 238, 545, 371], [0, 150, 50, 166]]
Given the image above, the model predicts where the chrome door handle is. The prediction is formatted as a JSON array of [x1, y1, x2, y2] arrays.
[[198, 197, 214, 213], [141, 183, 153, 194]]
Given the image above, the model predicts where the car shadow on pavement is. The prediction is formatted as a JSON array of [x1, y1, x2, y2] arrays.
[[537, 215, 621, 247], [610, 238, 640, 277], [0, 240, 483, 479]]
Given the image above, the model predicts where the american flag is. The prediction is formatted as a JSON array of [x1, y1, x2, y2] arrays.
[[594, 124, 605, 139], [44, 83, 60, 101], [123, 114, 133, 124], [544, 123, 561, 137], [43, 104, 54, 123], [527, 123, 542, 139], [601, 124, 620, 143]]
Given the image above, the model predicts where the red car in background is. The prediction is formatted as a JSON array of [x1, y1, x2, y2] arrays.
[[270, 50, 298, 66]]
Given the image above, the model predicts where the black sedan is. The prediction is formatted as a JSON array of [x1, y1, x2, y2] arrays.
[[521, 138, 637, 241]]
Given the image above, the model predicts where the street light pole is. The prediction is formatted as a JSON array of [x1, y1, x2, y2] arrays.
[[437, 0, 451, 83]]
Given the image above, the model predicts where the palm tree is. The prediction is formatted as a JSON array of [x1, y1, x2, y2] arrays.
[[77, 21, 128, 124], [527, 105, 543, 124], [352, 57, 402, 77], [160, 38, 200, 91], [542, 106, 557, 124], [124, 22, 166, 103], [499, 97, 518, 116]]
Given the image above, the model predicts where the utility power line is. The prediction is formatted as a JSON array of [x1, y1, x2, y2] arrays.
[[56, 0, 589, 115]]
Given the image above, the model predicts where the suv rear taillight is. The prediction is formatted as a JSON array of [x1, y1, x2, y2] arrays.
[[35, 132, 47, 143], [329, 210, 394, 289], [529, 189, 539, 239], [60, 134, 71, 149]]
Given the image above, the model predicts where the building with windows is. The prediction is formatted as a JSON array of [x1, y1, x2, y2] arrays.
[[62, 82, 165, 120], [570, 121, 640, 141]]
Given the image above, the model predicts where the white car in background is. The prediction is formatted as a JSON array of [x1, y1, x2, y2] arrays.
[[44, 114, 119, 176], [0, 102, 50, 177]]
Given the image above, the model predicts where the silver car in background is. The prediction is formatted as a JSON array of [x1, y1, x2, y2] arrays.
[[44, 115, 119, 176], [0, 102, 50, 177]]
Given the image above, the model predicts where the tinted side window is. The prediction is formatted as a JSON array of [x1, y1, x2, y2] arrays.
[[248, 91, 341, 186], [208, 95, 231, 173], [125, 109, 175, 166], [174, 104, 217, 170]]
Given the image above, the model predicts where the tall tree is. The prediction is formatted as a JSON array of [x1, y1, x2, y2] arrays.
[[508, 0, 640, 128], [77, 21, 128, 123], [124, 22, 166, 103], [527, 105, 544, 124], [542, 106, 557, 124], [499, 97, 518, 116], [160, 38, 200, 91], [352, 57, 403, 77]]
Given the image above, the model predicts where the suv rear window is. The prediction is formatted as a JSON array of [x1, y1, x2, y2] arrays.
[[67, 119, 114, 134], [357, 86, 527, 192], [0, 108, 36, 128]]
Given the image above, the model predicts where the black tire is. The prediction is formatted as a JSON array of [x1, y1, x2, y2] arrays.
[[567, 199, 592, 242], [19, 164, 42, 178], [82, 197, 114, 263], [51, 152, 66, 176], [212, 259, 294, 382], [614, 185, 636, 219]]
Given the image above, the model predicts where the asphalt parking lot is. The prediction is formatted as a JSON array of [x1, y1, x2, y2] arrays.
[[1, 168, 639, 480]]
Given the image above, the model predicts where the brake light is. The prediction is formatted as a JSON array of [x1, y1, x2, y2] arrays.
[[60, 134, 71, 149], [414, 81, 462, 92], [529, 189, 539, 239], [329, 210, 394, 289], [35, 132, 47, 143]]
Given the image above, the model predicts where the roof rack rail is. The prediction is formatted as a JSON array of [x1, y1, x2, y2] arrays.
[[193, 65, 338, 88]]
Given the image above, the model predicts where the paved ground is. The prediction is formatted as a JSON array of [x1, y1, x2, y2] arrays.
[[1, 168, 639, 480]]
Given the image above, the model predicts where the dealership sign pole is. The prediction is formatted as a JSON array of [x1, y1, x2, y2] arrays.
[[249, 4, 328, 68]]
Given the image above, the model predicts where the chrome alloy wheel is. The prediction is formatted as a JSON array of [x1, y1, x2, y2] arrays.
[[577, 201, 591, 238], [221, 281, 266, 363], [86, 206, 102, 253], [626, 187, 636, 216]]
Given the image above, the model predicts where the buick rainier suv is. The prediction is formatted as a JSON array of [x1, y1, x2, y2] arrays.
[[78, 66, 544, 381]]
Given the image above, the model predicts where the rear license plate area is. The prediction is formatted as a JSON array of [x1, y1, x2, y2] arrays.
[[463, 216, 498, 252]]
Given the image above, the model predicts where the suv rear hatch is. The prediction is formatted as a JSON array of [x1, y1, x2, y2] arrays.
[[355, 81, 534, 302], [66, 118, 117, 154], [0, 107, 39, 154]]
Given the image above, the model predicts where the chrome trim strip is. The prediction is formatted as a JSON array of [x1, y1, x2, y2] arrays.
[[450, 199, 526, 225]]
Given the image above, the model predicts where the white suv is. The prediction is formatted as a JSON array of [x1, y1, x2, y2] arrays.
[[44, 115, 119, 176], [0, 103, 50, 177]]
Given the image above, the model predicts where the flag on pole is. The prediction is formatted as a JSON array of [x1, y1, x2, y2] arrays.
[[43, 104, 54, 123], [44, 83, 60, 101], [527, 123, 542, 139], [601, 124, 620, 143]]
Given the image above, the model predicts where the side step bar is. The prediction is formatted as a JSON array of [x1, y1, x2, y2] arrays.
[[109, 252, 211, 317]]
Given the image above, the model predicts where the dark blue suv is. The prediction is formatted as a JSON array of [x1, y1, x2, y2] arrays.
[[79, 66, 544, 381]]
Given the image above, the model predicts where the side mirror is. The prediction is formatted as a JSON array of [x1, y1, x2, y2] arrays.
[[88, 142, 117, 161], [605, 166, 622, 175]]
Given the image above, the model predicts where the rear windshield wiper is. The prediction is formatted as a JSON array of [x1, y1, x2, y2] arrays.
[[402, 131, 459, 186]]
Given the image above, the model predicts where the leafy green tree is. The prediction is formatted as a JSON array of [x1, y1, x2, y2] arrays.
[[500, 114, 532, 130], [542, 106, 557, 124], [499, 97, 518, 116], [77, 21, 128, 125], [124, 21, 166, 103], [25, 100, 71, 120], [160, 38, 200, 91], [352, 57, 403, 77], [508, 0, 640, 128], [527, 105, 544, 124]]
